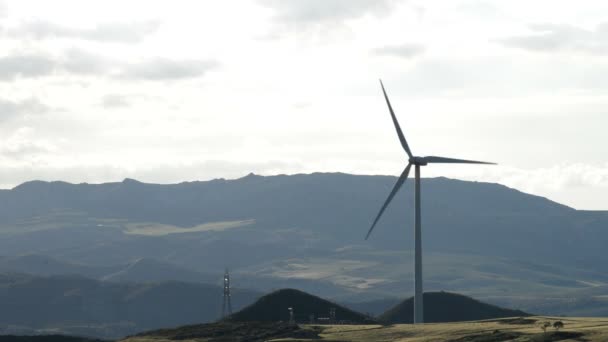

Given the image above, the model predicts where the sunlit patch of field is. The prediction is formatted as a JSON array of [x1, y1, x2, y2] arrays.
[[122, 317, 608, 342], [123, 219, 255, 236], [578, 280, 606, 287], [249, 258, 390, 290], [273, 316, 608, 342]]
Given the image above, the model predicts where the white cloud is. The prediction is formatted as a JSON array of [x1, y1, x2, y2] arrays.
[[0, 127, 57, 160], [0, 159, 304, 189], [259, 0, 401, 25], [0, 97, 49, 121], [0, 50, 107, 80], [0, 54, 55, 80], [475, 164, 608, 193], [496, 22, 608, 55], [372, 43, 425, 59], [101, 94, 131, 108], [0, 0, 605, 210], [4, 20, 160, 43], [257, 0, 404, 38], [117, 58, 219, 81], [0, 50, 218, 81]]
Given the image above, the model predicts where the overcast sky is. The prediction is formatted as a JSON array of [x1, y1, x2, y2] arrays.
[[0, 0, 607, 209]]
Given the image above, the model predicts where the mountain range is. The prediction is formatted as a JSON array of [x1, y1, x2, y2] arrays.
[[0, 173, 607, 316]]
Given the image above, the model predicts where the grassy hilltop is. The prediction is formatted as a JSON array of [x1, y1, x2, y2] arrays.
[[123, 316, 608, 342], [122, 289, 608, 341]]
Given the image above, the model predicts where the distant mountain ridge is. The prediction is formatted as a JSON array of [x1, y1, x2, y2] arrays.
[[0, 173, 604, 264], [0, 173, 574, 226], [0, 173, 607, 318]]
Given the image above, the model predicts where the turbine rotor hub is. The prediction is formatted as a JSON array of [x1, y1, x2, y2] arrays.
[[409, 156, 427, 166]]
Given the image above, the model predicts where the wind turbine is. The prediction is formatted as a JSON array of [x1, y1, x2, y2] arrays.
[[365, 80, 495, 324]]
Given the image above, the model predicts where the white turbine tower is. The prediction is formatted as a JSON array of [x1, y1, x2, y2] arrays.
[[365, 80, 496, 324]]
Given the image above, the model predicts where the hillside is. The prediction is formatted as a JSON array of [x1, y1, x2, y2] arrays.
[[0, 173, 601, 266], [0, 254, 216, 284], [341, 297, 400, 316], [228, 288, 374, 323], [100, 258, 216, 283], [123, 316, 608, 342], [0, 254, 120, 278], [129, 321, 319, 342], [0, 273, 260, 339], [379, 291, 530, 324], [0, 173, 607, 315], [0, 336, 106, 342]]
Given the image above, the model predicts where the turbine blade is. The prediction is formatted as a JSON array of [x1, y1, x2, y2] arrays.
[[365, 164, 412, 240], [424, 156, 496, 165], [380, 80, 413, 158]]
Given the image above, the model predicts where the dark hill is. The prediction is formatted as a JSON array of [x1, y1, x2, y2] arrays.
[[133, 321, 320, 342], [379, 291, 529, 323], [0, 336, 105, 342], [228, 288, 374, 323]]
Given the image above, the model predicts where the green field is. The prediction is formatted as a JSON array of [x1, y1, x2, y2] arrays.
[[123, 317, 608, 342]]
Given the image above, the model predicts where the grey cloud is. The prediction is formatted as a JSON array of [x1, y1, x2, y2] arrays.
[[0, 50, 217, 82], [373, 43, 425, 59], [259, 0, 401, 28], [0, 139, 53, 159], [0, 50, 108, 80], [6, 20, 160, 43], [101, 94, 131, 108], [381, 54, 608, 98], [0, 126, 57, 160], [496, 23, 608, 55], [0, 98, 49, 121], [61, 48, 109, 74], [117, 58, 219, 81], [0, 54, 55, 80], [455, 1, 503, 20]]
